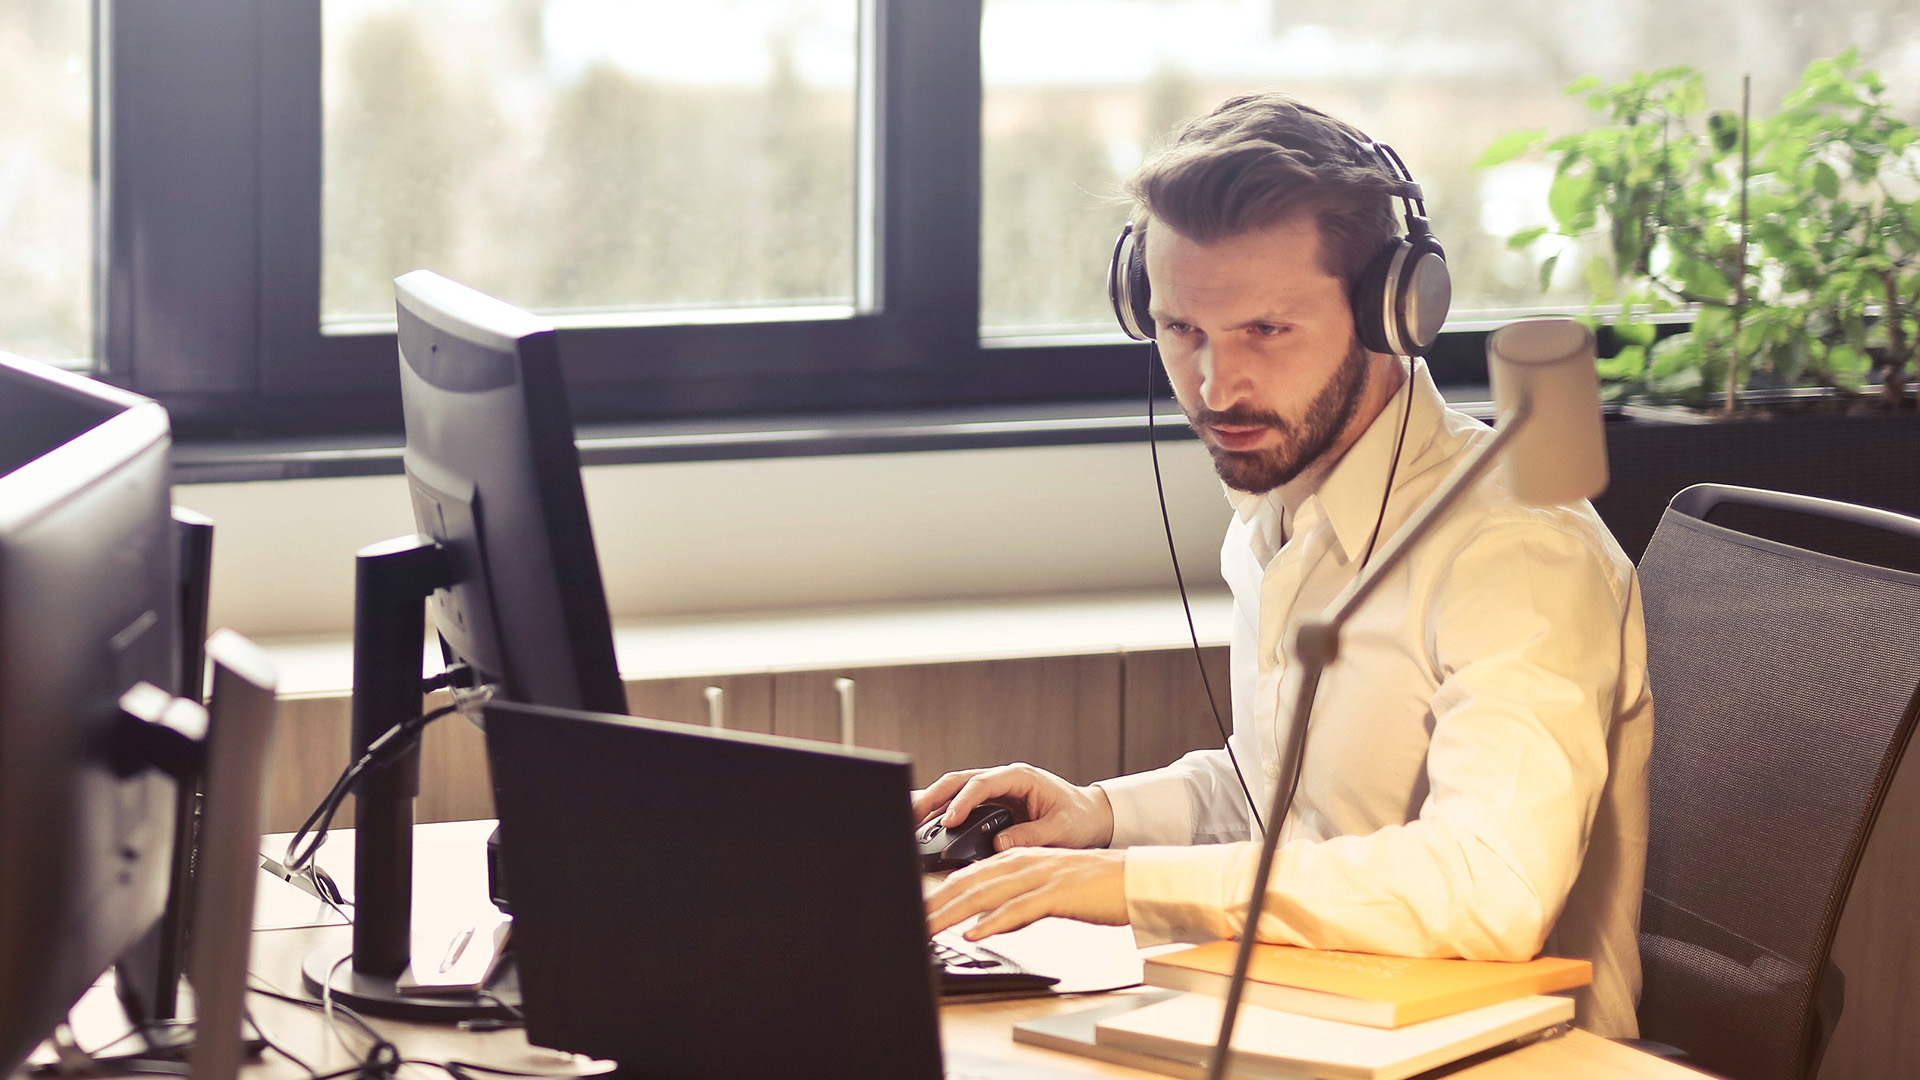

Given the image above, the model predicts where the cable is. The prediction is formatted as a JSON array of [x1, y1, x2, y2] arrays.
[[283, 673, 493, 878], [282, 700, 464, 875], [246, 1006, 320, 1080], [1356, 356, 1417, 570], [1147, 342, 1266, 836], [474, 989, 525, 1022], [30, 1018, 199, 1077], [247, 981, 596, 1080], [250, 976, 391, 1076]]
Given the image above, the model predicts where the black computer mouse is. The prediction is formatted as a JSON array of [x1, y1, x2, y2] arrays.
[[917, 803, 1018, 871]]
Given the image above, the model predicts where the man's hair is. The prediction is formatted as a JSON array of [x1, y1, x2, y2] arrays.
[[1124, 93, 1403, 292]]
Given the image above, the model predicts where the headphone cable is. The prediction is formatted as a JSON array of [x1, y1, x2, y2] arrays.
[[1356, 355, 1416, 570], [1147, 343, 1266, 837]]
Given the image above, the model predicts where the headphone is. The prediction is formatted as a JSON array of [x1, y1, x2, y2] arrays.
[[1107, 137, 1451, 358]]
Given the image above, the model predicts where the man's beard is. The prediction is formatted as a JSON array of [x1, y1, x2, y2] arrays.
[[1186, 336, 1372, 495]]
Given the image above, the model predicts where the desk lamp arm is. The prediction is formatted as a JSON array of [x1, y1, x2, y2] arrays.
[[1202, 392, 1536, 1080]]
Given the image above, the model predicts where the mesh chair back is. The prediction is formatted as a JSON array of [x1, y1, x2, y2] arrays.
[[1636, 484, 1920, 1080]]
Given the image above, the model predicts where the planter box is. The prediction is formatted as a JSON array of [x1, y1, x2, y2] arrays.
[[1594, 410, 1920, 566]]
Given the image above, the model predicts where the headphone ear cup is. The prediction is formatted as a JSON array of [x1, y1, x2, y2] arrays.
[[1351, 239, 1401, 355], [1108, 222, 1156, 341], [1395, 231, 1451, 354], [1351, 232, 1451, 357]]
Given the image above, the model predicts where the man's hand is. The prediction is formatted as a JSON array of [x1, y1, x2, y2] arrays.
[[926, 847, 1128, 939], [910, 763, 1116, 852]]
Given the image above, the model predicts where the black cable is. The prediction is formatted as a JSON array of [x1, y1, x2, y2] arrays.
[[30, 1020, 199, 1077], [248, 986, 589, 1080], [1356, 356, 1417, 571], [474, 989, 525, 1021], [247, 1006, 320, 1080], [1147, 342, 1266, 836], [284, 700, 464, 874]]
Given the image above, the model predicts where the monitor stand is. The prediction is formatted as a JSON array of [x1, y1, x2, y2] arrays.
[[301, 946, 521, 1023], [299, 535, 521, 1021], [115, 508, 217, 1027]]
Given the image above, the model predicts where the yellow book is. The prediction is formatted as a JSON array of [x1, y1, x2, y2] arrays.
[[1142, 942, 1591, 1029]]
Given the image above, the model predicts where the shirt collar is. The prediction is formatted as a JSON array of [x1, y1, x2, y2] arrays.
[[1226, 360, 1449, 561]]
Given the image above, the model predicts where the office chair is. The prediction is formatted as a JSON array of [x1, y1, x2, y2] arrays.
[[1633, 483, 1920, 1080]]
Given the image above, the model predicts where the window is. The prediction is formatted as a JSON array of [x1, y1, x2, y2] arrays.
[[321, 0, 863, 329], [0, 3, 90, 365], [979, 0, 1920, 336], [94, 1, 1920, 442]]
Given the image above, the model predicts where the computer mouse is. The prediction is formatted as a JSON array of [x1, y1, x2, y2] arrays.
[[918, 803, 1018, 871]]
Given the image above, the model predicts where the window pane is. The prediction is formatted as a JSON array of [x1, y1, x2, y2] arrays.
[[322, 0, 859, 328], [0, 3, 91, 363], [980, 0, 1920, 337]]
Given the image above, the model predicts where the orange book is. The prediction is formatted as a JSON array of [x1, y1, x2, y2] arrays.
[[1142, 942, 1591, 1029]]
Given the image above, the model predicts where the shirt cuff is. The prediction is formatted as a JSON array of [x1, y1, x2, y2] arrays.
[[1123, 843, 1245, 948], [1096, 770, 1196, 848]]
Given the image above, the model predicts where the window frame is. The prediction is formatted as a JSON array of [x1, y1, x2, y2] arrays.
[[102, 0, 1492, 444]]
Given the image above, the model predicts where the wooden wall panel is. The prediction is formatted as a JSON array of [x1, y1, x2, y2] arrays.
[[772, 654, 1122, 788], [1120, 646, 1231, 775], [263, 695, 352, 834], [261, 692, 496, 832], [416, 696, 492, 823], [624, 673, 774, 734]]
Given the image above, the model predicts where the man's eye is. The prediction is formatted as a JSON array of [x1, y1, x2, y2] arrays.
[[1253, 323, 1289, 337]]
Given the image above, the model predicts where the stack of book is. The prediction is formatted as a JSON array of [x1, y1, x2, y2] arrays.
[[1013, 942, 1591, 1079]]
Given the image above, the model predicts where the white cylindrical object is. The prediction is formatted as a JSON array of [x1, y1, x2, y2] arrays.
[[703, 685, 725, 730], [834, 677, 856, 747], [1486, 319, 1608, 505]]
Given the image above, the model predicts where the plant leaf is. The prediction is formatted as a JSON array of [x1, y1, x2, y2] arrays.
[[1506, 226, 1550, 250], [1597, 344, 1648, 381], [1612, 320, 1658, 347], [1475, 129, 1546, 169], [1548, 170, 1595, 230], [1583, 255, 1616, 304], [1813, 160, 1841, 198], [1536, 251, 1562, 293], [1648, 334, 1700, 380]]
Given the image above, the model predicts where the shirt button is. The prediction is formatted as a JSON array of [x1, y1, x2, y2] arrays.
[[1263, 760, 1279, 780]]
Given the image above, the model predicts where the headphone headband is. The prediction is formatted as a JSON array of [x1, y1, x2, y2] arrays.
[[1107, 134, 1451, 355]]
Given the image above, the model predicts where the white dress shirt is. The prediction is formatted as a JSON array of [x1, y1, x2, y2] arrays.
[[1098, 361, 1653, 1037]]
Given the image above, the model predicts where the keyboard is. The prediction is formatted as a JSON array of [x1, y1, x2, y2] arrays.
[[932, 935, 1059, 996]]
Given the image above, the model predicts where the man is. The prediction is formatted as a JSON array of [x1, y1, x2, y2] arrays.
[[918, 94, 1653, 1037]]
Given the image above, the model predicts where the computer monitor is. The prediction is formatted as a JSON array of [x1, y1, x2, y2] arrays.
[[395, 269, 623, 714], [0, 355, 180, 1074], [307, 271, 625, 1017]]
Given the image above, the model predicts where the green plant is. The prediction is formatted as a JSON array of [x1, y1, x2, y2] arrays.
[[1477, 52, 1920, 411], [1764, 54, 1920, 409]]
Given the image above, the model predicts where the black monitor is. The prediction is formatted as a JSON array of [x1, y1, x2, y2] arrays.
[[305, 271, 625, 1018], [396, 269, 623, 714], [0, 355, 180, 1074]]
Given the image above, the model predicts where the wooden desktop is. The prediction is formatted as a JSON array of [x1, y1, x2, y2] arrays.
[[234, 925, 1701, 1080], [224, 822, 1703, 1080]]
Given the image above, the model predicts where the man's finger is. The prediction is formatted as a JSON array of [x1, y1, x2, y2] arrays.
[[925, 853, 1044, 934], [911, 769, 983, 822], [964, 889, 1053, 940], [990, 821, 1059, 851], [943, 769, 1020, 825]]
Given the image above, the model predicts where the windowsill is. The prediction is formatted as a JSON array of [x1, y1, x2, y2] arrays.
[[253, 588, 1235, 699], [171, 389, 1500, 485]]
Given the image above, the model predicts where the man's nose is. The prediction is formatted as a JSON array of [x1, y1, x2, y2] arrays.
[[1197, 340, 1255, 413]]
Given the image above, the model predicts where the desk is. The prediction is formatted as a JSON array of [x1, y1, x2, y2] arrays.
[[235, 924, 1701, 1079], [224, 823, 1703, 1080]]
